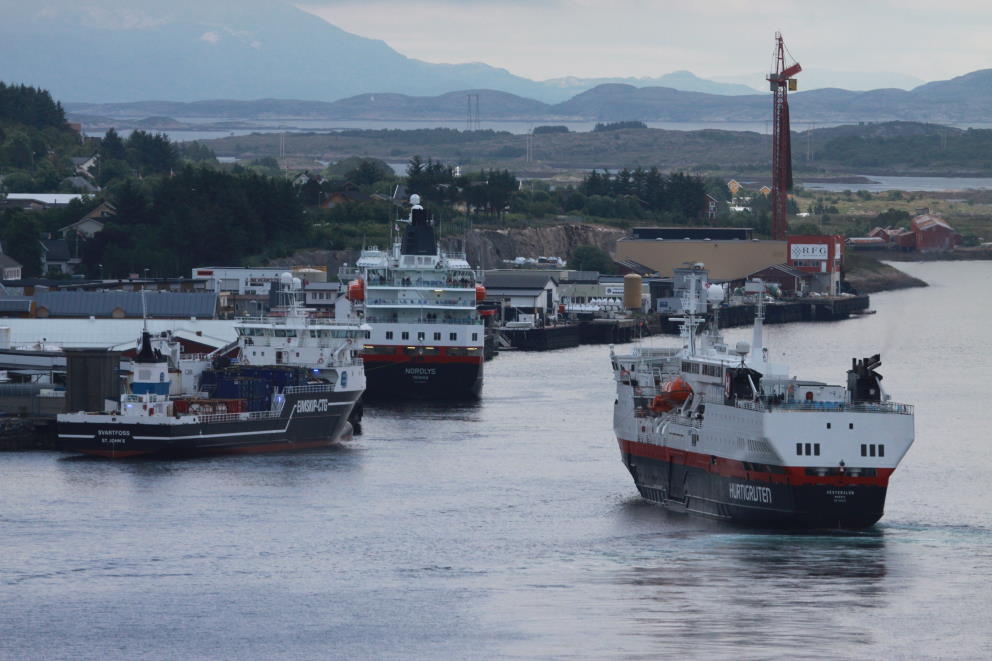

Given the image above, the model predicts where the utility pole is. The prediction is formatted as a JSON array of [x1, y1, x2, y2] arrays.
[[466, 94, 480, 131]]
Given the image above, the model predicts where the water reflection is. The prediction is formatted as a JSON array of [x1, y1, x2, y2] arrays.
[[609, 528, 889, 657]]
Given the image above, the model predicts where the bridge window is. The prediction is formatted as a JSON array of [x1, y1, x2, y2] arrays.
[[878, 444, 884, 457], [804, 443, 812, 455], [401, 332, 409, 340], [869, 445, 876, 457], [433, 332, 441, 341], [796, 443, 802, 455], [861, 444, 867, 456], [385, 331, 393, 340], [849, 423, 854, 430], [814, 443, 820, 456]]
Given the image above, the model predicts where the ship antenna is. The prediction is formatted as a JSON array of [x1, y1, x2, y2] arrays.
[[747, 279, 766, 364], [677, 263, 703, 355], [141, 289, 148, 333]]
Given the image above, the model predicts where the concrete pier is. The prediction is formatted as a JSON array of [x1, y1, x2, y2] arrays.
[[660, 295, 871, 333]]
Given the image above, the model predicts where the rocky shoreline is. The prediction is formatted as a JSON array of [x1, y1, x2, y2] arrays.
[[844, 254, 928, 293]]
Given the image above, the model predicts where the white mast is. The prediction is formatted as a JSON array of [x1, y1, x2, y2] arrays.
[[745, 279, 766, 364]]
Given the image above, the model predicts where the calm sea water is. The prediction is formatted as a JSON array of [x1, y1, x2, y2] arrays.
[[2, 261, 990, 660], [802, 174, 992, 192]]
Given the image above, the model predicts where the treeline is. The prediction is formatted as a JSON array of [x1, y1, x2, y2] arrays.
[[93, 128, 180, 185], [0, 82, 66, 129], [406, 156, 519, 218], [81, 166, 305, 278], [0, 82, 81, 191], [577, 168, 710, 219], [816, 128, 992, 169], [593, 121, 647, 132]]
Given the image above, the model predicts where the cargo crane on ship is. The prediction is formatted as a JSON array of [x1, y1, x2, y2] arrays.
[[768, 32, 801, 241]]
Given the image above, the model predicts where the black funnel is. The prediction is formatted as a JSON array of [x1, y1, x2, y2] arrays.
[[401, 206, 437, 256]]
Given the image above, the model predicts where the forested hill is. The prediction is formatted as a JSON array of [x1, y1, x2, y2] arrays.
[[0, 82, 68, 129]]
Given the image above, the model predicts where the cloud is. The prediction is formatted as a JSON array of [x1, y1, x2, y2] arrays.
[[200, 30, 221, 44], [297, 0, 992, 84]]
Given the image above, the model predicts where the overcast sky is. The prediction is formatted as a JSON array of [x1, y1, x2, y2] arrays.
[[299, 0, 990, 87]]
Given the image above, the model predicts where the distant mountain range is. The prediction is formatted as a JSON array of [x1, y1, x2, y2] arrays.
[[3, 0, 938, 108], [0, 0, 757, 104], [65, 69, 992, 127]]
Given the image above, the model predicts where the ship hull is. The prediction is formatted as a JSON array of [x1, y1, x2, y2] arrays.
[[362, 355, 483, 399], [58, 390, 361, 459], [619, 439, 888, 529]]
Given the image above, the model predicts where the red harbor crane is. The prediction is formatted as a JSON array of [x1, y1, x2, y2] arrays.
[[767, 32, 801, 240]]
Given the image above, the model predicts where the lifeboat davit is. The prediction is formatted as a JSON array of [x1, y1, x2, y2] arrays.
[[475, 284, 486, 303], [649, 377, 692, 413], [346, 278, 365, 302]]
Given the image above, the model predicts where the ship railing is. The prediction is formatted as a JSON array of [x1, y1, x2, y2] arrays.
[[235, 314, 364, 328], [734, 399, 913, 415], [192, 410, 279, 424], [364, 316, 479, 325], [366, 298, 469, 307], [283, 384, 336, 395], [122, 394, 169, 404]]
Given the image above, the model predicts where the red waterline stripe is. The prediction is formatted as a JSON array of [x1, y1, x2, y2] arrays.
[[618, 438, 892, 488]]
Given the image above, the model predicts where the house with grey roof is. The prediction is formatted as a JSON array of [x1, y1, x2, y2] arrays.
[[61, 176, 100, 193], [59, 201, 116, 239], [483, 271, 560, 325], [0, 254, 23, 280], [70, 155, 98, 176], [40, 238, 76, 275]]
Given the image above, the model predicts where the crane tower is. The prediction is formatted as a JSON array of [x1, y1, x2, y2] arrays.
[[767, 33, 801, 240]]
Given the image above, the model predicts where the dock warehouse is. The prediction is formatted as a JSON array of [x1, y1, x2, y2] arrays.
[[614, 227, 787, 280]]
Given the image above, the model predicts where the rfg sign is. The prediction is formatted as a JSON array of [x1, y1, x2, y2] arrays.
[[790, 244, 828, 259]]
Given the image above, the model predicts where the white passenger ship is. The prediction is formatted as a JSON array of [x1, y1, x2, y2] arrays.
[[611, 264, 914, 528], [340, 195, 485, 398]]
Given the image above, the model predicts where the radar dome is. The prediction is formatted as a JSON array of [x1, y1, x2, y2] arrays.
[[706, 283, 725, 303], [410, 194, 421, 206], [280, 272, 293, 286], [735, 341, 750, 355], [292, 277, 302, 290]]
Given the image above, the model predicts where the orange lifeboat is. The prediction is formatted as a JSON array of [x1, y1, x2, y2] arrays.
[[649, 377, 693, 413], [475, 284, 486, 303], [346, 278, 365, 302]]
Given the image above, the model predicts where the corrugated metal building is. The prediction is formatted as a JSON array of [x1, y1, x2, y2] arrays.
[[31, 291, 218, 319]]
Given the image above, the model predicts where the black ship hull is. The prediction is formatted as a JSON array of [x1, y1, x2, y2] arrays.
[[620, 439, 889, 530], [58, 390, 361, 459], [362, 357, 483, 399]]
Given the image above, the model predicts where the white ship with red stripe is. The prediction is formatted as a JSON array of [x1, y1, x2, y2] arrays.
[[610, 264, 914, 529], [340, 194, 484, 399]]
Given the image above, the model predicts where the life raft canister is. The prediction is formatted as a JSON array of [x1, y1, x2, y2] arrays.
[[649, 377, 693, 413], [346, 278, 365, 302], [475, 284, 486, 303]]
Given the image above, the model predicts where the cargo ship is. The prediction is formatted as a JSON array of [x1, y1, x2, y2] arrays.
[[57, 279, 368, 458], [340, 194, 485, 398], [611, 264, 914, 528]]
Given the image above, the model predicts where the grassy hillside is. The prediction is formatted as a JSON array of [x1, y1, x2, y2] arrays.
[[199, 121, 992, 175]]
